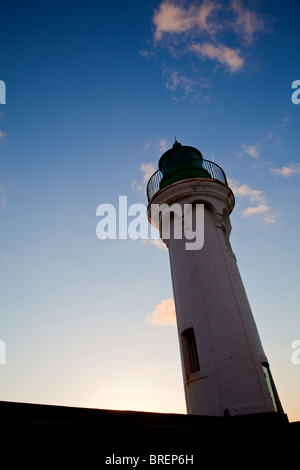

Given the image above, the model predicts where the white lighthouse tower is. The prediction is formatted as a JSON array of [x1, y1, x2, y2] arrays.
[[147, 142, 283, 417]]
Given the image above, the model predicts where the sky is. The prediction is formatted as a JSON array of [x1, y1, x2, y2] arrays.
[[0, 0, 299, 422]]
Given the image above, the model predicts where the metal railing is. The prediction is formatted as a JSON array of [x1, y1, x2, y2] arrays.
[[146, 159, 229, 202]]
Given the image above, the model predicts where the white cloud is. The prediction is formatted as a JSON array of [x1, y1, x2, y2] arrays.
[[0, 130, 7, 140], [143, 137, 171, 155], [150, 0, 270, 79], [140, 162, 157, 184], [238, 143, 260, 159], [159, 137, 169, 152], [165, 70, 180, 91], [163, 67, 211, 100], [146, 298, 176, 326], [228, 179, 277, 223], [269, 164, 300, 177], [228, 180, 264, 203], [190, 42, 244, 72], [262, 212, 277, 224], [242, 204, 278, 224], [145, 1, 273, 100], [165, 70, 196, 93], [153, 1, 218, 41], [131, 161, 157, 193], [153, 2, 194, 40], [242, 203, 269, 216], [231, 0, 267, 44], [139, 49, 155, 59], [142, 238, 168, 251], [153, 0, 268, 45]]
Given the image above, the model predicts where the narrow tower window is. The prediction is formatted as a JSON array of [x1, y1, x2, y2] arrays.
[[182, 328, 200, 375], [261, 362, 283, 413]]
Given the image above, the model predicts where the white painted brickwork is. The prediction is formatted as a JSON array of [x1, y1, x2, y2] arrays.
[[148, 178, 276, 417]]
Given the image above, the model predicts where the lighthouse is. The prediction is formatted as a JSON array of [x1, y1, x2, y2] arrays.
[[146, 142, 283, 417]]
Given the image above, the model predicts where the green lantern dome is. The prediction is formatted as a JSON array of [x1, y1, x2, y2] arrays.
[[158, 141, 211, 189]]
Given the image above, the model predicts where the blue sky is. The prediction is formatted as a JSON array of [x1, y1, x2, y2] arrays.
[[0, 0, 299, 421]]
